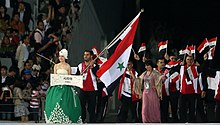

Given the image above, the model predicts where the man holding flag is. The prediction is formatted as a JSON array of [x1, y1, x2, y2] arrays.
[[179, 54, 208, 123], [76, 50, 99, 123]]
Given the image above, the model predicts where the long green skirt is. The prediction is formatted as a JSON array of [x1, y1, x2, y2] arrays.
[[44, 85, 82, 123]]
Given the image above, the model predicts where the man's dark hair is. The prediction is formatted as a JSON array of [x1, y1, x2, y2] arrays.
[[1, 65, 8, 71], [84, 50, 93, 55], [145, 60, 154, 67], [156, 57, 165, 64], [9, 66, 18, 73]]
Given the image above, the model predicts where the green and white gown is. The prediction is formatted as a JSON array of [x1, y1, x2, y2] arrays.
[[44, 69, 82, 123]]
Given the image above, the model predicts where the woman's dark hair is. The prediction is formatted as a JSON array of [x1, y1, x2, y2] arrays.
[[144, 60, 154, 67], [37, 20, 44, 26]]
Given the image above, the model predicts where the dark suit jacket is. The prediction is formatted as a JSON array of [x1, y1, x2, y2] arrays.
[[12, 1, 32, 31]]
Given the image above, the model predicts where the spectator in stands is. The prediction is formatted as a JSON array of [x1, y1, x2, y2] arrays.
[[49, 0, 71, 16], [13, 0, 32, 31], [13, 80, 30, 122], [15, 35, 30, 74], [33, 20, 44, 52], [40, 28, 60, 70], [27, 59, 34, 69], [22, 70, 36, 90], [52, 4, 67, 33], [0, 66, 8, 120], [39, 76, 49, 96], [72, 1, 80, 21], [30, 83, 41, 123], [5, 66, 19, 89], [0, 5, 10, 33], [0, 35, 16, 58], [20, 61, 32, 77], [11, 29, 20, 47], [0, 79, 13, 121], [38, 5, 54, 31], [0, 65, 8, 87], [10, 12, 25, 35]]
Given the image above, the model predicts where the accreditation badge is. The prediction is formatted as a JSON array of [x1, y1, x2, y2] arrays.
[[83, 73, 87, 80]]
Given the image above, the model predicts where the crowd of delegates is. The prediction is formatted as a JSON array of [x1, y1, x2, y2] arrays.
[[128, 52, 220, 123], [69, 48, 220, 123], [0, 0, 80, 122]]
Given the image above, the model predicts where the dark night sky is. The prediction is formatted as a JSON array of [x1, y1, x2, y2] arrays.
[[139, 0, 220, 68], [141, 0, 220, 46]]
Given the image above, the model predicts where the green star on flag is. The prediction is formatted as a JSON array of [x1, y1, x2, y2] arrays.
[[96, 12, 140, 87], [117, 62, 125, 71]]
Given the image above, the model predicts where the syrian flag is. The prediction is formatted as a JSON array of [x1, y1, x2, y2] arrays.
[[138, 43, 146, 53], [91, 46, 101, 55], [187, 65, 198, 80], [188, 45, 196, 54], [170, 72, 180, 85], [197, 38, 209, 53], [91, 46, 107, 65], [165, 61, 181, 69], [207, 76, 216, 90], [102, 87, 108, 97], [208, 37, 217, 47], [179, 49, 185, 55], [158, 40, 168, 52], [215, 71, 220, 100], [208, 47, 215, 60], [96, 13, 140, 87], [179, 45, 190, 55]]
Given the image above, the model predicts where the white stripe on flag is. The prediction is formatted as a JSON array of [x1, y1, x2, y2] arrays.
[[138, 46, 146, 53], [207, 76, 216, 90], [99, 45, 132, 87], [159, 44, 167, 52], [215, 71, 220, 98]]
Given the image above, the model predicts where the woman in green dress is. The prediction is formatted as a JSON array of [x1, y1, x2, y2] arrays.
[[44, 49, 82, 123]]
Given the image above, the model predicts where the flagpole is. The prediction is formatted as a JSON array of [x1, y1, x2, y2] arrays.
[[194, 45, 196, 61], [36, 53, 55, 64], [183, 45, 188, 64], [212, 37, 217, 59], [132, 48, 136, 54], [80, 9, 144, 75], [106, 9, 144, 50], [166, 40, 168, 53]]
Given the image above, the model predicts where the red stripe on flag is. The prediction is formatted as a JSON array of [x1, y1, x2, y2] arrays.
[[96, 17, 139, 77], [158, 41, 168, 52], [197, 38, 209, 53]]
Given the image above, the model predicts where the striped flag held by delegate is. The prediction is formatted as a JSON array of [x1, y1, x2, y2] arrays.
[[158, 40, 168, 52], [96, 13, 140, 87]]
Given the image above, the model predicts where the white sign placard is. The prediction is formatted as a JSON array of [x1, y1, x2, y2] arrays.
[[50, 74, 83, 88]]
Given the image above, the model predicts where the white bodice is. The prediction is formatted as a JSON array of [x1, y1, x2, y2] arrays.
[[57, 69, 68, 75]]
